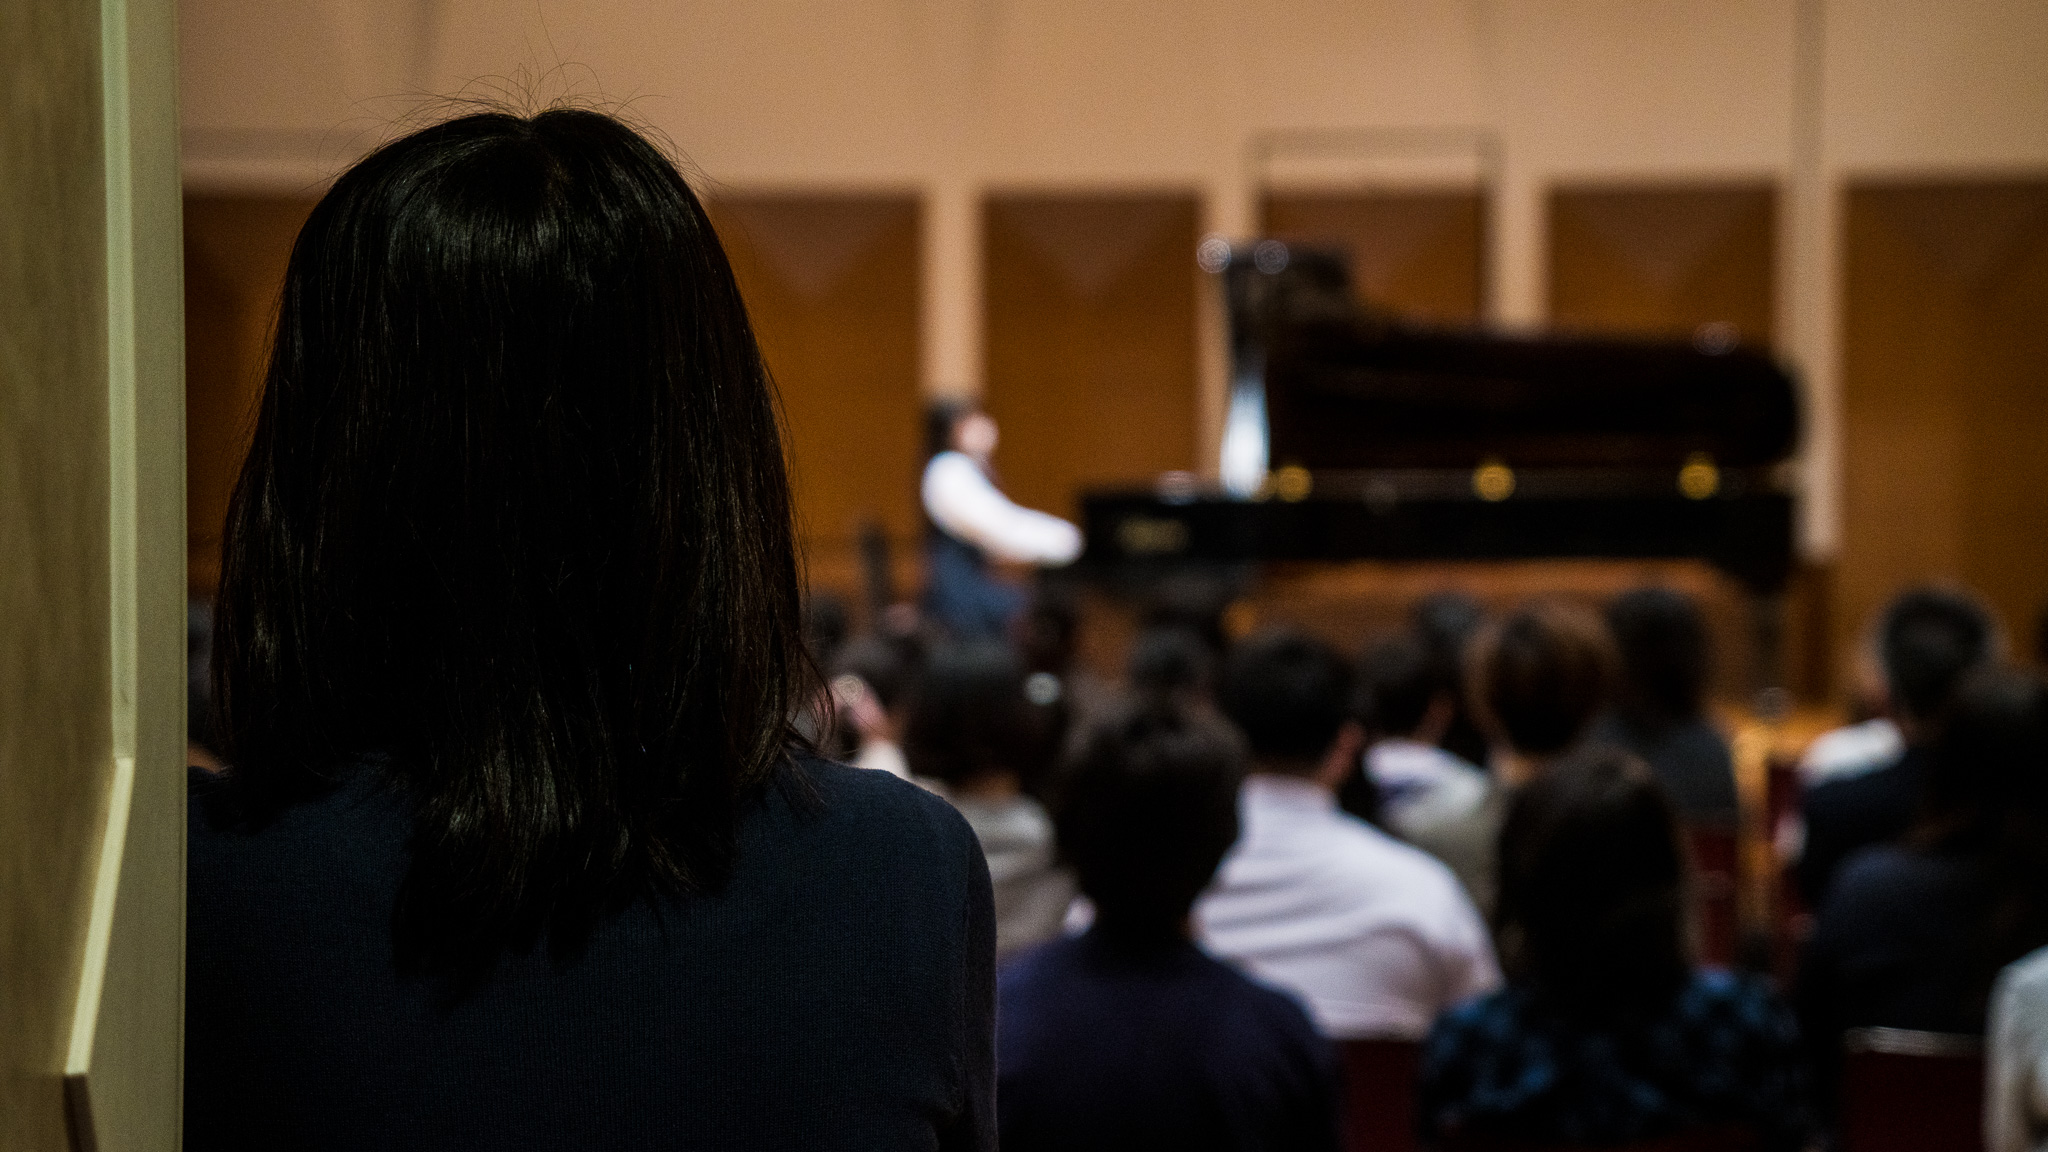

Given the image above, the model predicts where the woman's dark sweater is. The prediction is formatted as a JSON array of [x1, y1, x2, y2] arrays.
[[185, 757, 995, 1151]]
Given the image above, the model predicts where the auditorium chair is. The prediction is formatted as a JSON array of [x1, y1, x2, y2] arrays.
[[1434, 1128, 1761, 1151], [1340, 1038, 1421, 1152], [1838, 1027, 1985, 1152], [1685, 825, 1740, 967]]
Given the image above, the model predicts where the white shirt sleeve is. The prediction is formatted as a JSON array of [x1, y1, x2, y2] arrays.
[[1988, 949, 2048, 1152], [921, 452, 1083, 566]]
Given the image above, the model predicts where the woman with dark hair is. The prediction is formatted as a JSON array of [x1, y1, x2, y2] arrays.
[[186, 108, 994, 1151], [1595, 586, 1740, 826], [1798, 665, 2048, 1124], [903, 639, 1076, 961], [1394, 599, 1617, 914], [1421, 747, 1810, 1151], [920, 401, 1081, 637]]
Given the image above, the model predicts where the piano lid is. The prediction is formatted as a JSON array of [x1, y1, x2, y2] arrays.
[[1218, 244, 1801, 472]]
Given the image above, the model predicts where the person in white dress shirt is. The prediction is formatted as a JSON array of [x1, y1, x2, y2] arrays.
[[1352, 628, 1493, 907], [921, 402, 1082, 638], [1197, 629, 1501, 1041], [1991, 945, 2048, 1152], [904, 638, 1077, 961]]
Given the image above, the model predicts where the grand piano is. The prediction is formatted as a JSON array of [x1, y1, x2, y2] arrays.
[[1080, 243, 1800, 597]]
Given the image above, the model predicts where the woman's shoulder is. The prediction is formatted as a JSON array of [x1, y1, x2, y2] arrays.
[[777, 755, 984, 864]]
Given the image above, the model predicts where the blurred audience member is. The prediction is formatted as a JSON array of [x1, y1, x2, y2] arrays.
[[1596, 586, 1739, 826], [1800, 638, 1904, 786], [906, 639, 1077, 960], [1353, 629, 1489, 899], [1413, 590, 1492, 767], [1416, 599, 1617, 912], [1989, 943, 2048, 1152], [830, 633, 922, 778], [1198, 629, 1498, 1040], [1797, 587, 1999, 905], [1017, 582, 1112, 729], [921, 402, 1081, 638], [998, 705, 1340, 1152], [1798, 666, 2048, 1116], [189, 597, 222, 771], [1423, 747, 1810, 1152], [1128, 624, 1219, 712], [1469, 599, 1617, 781]]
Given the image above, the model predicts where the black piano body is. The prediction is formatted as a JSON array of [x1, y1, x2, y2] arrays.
[[1080, 244, 1800, 597]]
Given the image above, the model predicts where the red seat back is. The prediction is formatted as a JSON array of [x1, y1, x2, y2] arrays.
[[1437, 1127, 1759, 1152], [1685, 825, 1740, 966], [1839, 1029, 1985, 1152], [1340, 1038, 1420, 1152]]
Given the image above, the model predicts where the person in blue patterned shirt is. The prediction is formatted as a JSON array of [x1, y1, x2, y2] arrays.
[[1420, 746, 1811, 1150]]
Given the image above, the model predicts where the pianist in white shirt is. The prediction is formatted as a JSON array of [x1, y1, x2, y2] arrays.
[[920, 401, 1081, 637], [1198, 629, 1502, 1041]]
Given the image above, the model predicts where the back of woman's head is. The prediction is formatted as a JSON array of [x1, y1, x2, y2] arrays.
[[212, 108, 806, 969], [901, 639, 1033, 788], [1606, 586, 1711, 730], [1495, 745, 1690, 1020], [1469, 600, 1617, 757]]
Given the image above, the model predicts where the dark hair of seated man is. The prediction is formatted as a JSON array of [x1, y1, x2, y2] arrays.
[[1056, 705, 1245, 948], [1881, 586, 1999, 736], [902, 638, 1037, 791], [1218, 627, 1361, 774]]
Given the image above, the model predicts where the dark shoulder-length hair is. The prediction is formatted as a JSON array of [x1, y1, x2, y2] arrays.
[[212, 107, 809, 967], [1494, 744, 1692, 1021]]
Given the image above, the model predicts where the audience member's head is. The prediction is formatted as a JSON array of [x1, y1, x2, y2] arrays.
[[210, 109, 808, 971], [2035, 601, 2048, 670], [1218, 628, 1361, 778], [1355, 628, 1447, 743], [1606, 586, 1711, 732], [188, 598, 217, 762], [1919, 664, 2048, 850], [1468, 600, 1617, 768], [803, 593, 853, 671], [828, 632, 923, 752], [1880, 586, 1999, 735], [1056, 704, 1246, 948], [1495, 745, 1689, 1021], [1128, 625, 1218, 709], [1412, 590, 1491, 764], [903, 639, 1036, 791], [1019, 583, 1081, 676]]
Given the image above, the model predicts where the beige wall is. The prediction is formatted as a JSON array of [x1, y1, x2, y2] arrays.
[[3, 0, 186, 1147]]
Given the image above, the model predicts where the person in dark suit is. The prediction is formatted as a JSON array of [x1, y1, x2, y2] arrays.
[[1796, 587, 1998, 906], [1594, 586, 1739, 827], [1798, 666, 2048, 1126], [186, 108, 994, 1151], [997, 703, 1340, 1152]]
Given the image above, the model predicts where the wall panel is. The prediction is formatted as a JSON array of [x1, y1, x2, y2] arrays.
[[1550, 184, 1777, 347], [706, 195, 924, 605], [1839, 180, 2048, 655], [983, 194, 1200, 522], [182, 197, 313, 595]]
